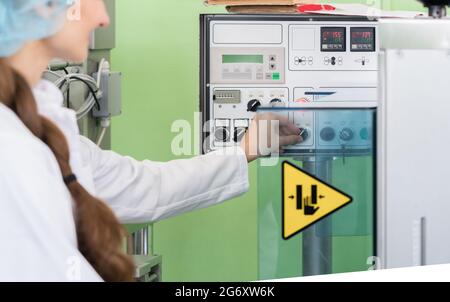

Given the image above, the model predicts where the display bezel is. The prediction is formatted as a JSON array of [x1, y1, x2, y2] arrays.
[[350, 27, 376, 52], [321, 27, 347, 52]]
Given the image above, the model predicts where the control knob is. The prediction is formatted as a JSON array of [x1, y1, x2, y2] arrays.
[[339, 128, 354, 141], [320, 127, 336, 142], [247, 99, 262, 112]]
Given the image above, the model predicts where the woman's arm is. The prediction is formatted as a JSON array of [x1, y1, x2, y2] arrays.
[[79, 136, 249, 224]]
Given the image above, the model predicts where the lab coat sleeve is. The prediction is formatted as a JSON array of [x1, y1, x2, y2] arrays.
[[79, 136, 250, 224]]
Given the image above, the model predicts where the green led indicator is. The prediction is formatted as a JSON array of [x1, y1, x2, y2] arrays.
[[272, 73, 280, 80]]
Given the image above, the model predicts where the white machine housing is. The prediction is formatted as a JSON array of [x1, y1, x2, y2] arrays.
[[378, 18, 450, 270]]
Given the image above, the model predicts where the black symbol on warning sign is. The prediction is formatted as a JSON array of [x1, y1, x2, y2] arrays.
[[296, 185, 321, 216]]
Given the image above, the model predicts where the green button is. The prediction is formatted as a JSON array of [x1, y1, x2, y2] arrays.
[[272, 73, 280, 80]]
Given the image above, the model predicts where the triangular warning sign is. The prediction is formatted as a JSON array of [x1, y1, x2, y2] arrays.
[[282, 161, 352, 240]]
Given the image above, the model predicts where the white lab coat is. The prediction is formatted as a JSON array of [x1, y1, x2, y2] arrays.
[[0, 80, 249, 282]]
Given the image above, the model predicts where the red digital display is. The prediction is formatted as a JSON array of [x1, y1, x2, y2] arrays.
[[353, 31, 372, 39], [323, 31, 344, 42], [351, 27, 376, 52], [321, 27, 346, 52]]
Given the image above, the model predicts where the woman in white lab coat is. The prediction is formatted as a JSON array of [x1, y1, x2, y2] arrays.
[[0, 0, 301, 281]]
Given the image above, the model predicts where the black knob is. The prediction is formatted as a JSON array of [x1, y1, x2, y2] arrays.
[[247, 99, 262, 112], [299, 128, 309, 141], [270, 98, 285, 108], [340, 128, 354, 141], [320, 127, 336, 142]]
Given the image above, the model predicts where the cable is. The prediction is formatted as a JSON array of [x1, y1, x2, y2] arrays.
[[97, 58, 106, 87], [44, 59, 112, 147], [62, 68, 70, 108], [44, 70, 100, 120], [96, 118, 110, 146], [69, 75, 101, 110]]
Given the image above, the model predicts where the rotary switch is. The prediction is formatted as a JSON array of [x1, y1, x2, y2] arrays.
[[299, 128, 309, 141], [270, 98, 285, 108], [247, 99, 262, 112], [339, 128, 354, 141]]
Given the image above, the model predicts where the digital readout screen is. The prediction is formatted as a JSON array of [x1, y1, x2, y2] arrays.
[[351, 27, 376, 52], [222, 55, 264, 64], [321, 27, 346, 52]]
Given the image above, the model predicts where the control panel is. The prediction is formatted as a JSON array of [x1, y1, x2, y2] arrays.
[[212, 87, 289, 147], [289, 25, 377, 71], [211, 48, 285, 84], [201, 15, 379, 154]]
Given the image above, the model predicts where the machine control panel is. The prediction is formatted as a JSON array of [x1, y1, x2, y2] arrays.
[[201, 15, 378, 153]]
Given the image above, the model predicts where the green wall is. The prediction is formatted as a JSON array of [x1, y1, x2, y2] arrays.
[[112, 0, 257, 282], [111, 0, 427, 281]]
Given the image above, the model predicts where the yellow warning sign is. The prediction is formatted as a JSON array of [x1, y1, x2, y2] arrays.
[[282, 161, 353, 240]]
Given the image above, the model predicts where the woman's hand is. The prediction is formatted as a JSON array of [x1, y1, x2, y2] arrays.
[[240, 113, 303, 163]]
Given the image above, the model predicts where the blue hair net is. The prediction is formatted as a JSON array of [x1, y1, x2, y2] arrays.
[[0, 0, 74, 57]]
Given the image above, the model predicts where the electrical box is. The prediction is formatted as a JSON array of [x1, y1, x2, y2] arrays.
[[92, 71, 122, 118]]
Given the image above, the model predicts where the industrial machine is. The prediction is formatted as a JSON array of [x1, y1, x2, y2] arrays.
[[200, 13, 378, 279], [200, 0, 450, 280], [44, 0, 162, 282]]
